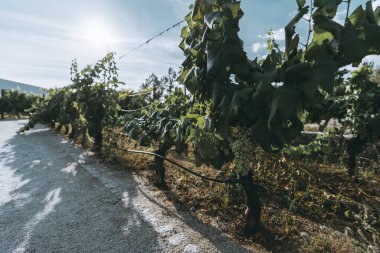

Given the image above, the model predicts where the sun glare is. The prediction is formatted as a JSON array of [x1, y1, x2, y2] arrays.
[[83, 22, 115, 48]]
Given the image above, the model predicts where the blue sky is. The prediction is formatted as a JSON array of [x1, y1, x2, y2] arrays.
[[0, 0, 379, 89]]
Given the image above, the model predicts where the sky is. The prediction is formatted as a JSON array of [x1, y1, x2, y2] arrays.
[[0, 0, 379, 90]]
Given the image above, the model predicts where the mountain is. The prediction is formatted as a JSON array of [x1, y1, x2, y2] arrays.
[[0, 78, 46, 96]]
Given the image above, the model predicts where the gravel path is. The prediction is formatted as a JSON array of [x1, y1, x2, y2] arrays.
[[0, 120, 256, 253]]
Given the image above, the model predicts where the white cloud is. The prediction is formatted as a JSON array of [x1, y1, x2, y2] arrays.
[[363, 55, 380, 67], [334, 1, 380, 24], [271, 82, 284, 88], [0, 10, 73, 33], [373, 0, 380, 9], [252, 42, 266, 53], [272, 28, 286, 41], [258, 28, 285, 41]]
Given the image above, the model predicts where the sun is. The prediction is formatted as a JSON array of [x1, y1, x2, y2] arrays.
[[83, 22, 115, 48]]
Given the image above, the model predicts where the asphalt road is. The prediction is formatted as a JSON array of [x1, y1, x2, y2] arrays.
[[0, 120, 256, 253]]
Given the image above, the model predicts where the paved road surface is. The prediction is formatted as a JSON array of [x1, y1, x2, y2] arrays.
[[0, 120, 256, 253]]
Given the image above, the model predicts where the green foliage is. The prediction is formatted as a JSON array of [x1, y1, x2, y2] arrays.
[[283, 133, 333, 156], [343, 64, 380, 141], [139, 68, 180, 103], [0, 89, 40, 119], [23, 53, 124, 148], [122, 87, 192, 151], [140, 74, 164, 103], [71, 52, 121, 129], [307, 63, 380, 144], [20, 1, 380, 178], [178, 0, 380, 163], [301, 62, 380, 175]]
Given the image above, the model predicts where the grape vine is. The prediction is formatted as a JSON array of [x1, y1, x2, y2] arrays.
[[307, 63, 380, 175], [179, 0, 380, 233]]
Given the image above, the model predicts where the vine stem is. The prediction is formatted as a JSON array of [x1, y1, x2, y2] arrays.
[[345, 0, 352, 25], [305, 0, 314, 51], [102, 138, 266, 188], [99, 129, 267, 189], [119, 105, 152, 113]]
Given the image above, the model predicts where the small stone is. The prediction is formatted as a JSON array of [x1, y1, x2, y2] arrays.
[[319, 225, 328, 232], [104, 182, 119, 189], [168, 234, 185, 246], [331, 230, 342, 238], [103, 196, 121, 205], [367, 245, 379, 253], [344, 227, 354, 237], [300, 232, 310, 242], [183, 244, 200, 253], [157, 225, 174, 233]]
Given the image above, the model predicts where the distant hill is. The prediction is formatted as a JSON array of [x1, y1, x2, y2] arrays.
[[0, 78, 46, 96]]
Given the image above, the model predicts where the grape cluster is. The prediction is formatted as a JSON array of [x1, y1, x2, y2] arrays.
[[230, 127, 256, 176]]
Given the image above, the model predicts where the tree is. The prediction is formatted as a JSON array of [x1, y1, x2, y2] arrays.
[[161, 67, 178, 97], [0, 90, 39, 119], [140, 74, 164, 103], [0, 90, 11, 119]]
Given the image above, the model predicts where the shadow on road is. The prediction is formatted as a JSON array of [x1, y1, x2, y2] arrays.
[[136, 185, 255, 253], [0, 122, 256, 252], [0, 123, 160, 252]]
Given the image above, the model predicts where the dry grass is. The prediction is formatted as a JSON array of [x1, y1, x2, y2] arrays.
[[72, 129, 380, 252]]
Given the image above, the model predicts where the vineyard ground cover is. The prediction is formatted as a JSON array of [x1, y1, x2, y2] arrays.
[[98, 128, 380, 253], [304, 119, 343, 132]]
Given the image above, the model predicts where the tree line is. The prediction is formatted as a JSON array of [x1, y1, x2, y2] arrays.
[[0, 89, 41, 119]]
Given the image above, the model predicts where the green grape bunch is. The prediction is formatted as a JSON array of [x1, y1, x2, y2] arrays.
[[230, 127, 256, 176]]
